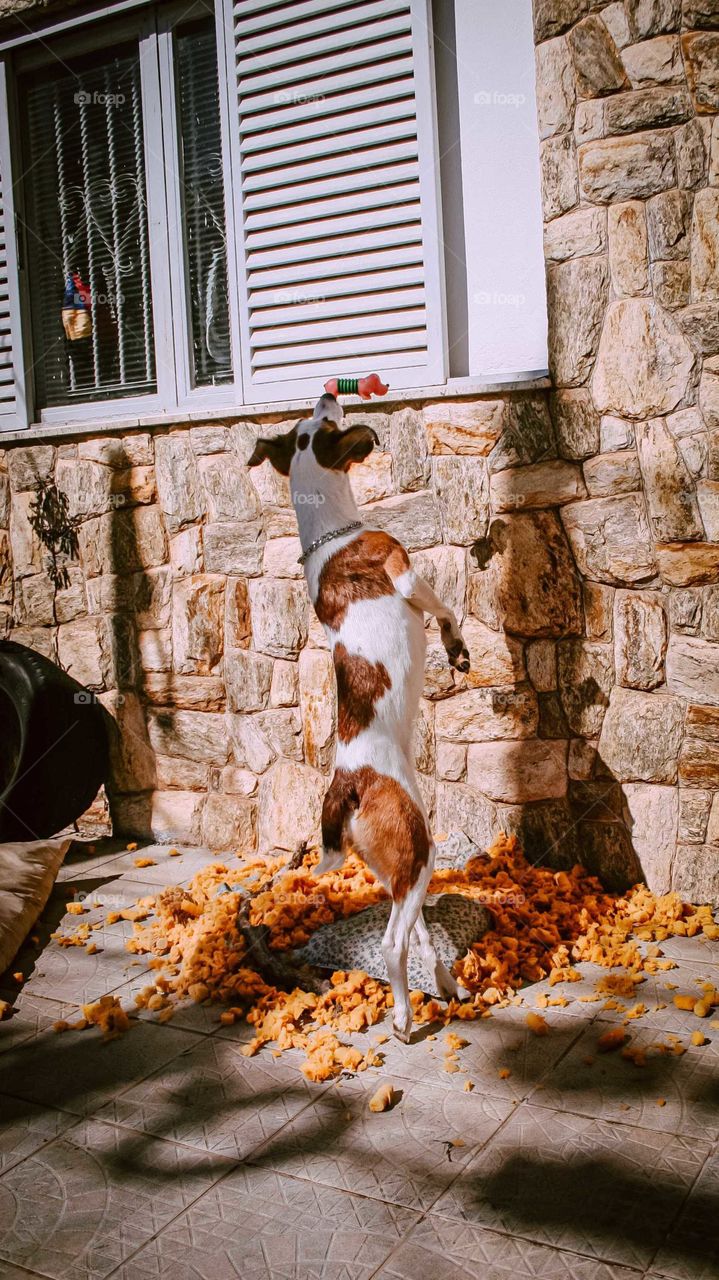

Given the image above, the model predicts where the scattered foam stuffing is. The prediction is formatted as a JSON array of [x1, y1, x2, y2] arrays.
[[48, 834, 719, 1082]]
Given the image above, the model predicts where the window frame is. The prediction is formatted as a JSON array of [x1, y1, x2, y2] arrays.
[[7, 0, 240, 429], [0, 0, 549, 438]]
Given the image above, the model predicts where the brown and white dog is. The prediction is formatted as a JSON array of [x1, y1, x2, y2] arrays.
[[248, 393, 471, 1041]]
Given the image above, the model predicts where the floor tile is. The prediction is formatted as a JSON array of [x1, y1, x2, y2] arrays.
[[431, 1102, 710, 1271], [114, 1164, 417, 1279], [76, 846, 223, 888], [374, 1213, 645, 1280], [56, 839, 134, 884], [0, 1117, 234, 1280], [0, 1096, 75, 1176], [93, 1034, 323, 1160], [0, 995, 78, 1056], [651, 1142, 719, 1280], [0, 1014, 198, 1117], [375, 1008, 587, 1101], [646, 934, 719, 969], [531, 1018, 719, 1139], [249, 1075, 511, 1212]]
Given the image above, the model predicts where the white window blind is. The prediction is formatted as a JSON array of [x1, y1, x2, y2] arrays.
[[223, 0, 446, 403], [0, 61, 24, 430]]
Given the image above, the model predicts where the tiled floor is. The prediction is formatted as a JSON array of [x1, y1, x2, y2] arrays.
[[1, 841, 718, 1280]]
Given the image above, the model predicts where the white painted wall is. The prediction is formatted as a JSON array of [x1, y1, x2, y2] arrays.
[[453, 0, 548, 377]]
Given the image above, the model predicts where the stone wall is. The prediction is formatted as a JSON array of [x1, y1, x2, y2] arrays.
[[533, 0, 719, 899], [1, 0, 718, 901]]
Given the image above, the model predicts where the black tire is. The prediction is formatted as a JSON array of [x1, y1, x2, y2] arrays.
[[0, 639, 109, 841]]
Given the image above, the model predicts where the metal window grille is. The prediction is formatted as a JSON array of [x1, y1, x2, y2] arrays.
[[22, 49, 156, 408], [175, 16, 232, 387]]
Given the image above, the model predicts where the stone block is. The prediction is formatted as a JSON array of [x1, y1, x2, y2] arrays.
[[225, 578, 251, 650], [550, 390, 600, 462], [225, 649, 273, 712], [170, 527, 203, 578], [147, 709, 230, 763], [262, 536, 303, 578], [390, 407, 428, 492], [138, 629, 172, 673], [248, 579, 308, 659], [198, 453, 260, 522], [568, 15, 629, 97], [410, 545, 467, 622], [678, 788, 712, 844], [608, 201, 648, 295], [682, 31, 719, 112], [651, 259, 691, 310], [435, 685, 539, 743], [229, 715, 275, 774], [111, 466, 156, 507], [675, 303, 719, 356], [703, 585, 719, 640], [602, 2, 633, 48], [468, 510, 582, 637], [56, 459, 112, 520], [362, 491, 442, 551], [299, 648, 336, 772], [10, 490, 42, 579], [423, 400, 506, 457], [558, 639, 615, 736], [154, 755, 209, 792], [623, 782, 678, 893], [535, 35, 576, 138], [172, 575, 224, 675], [584, 581, 614, 640], [254, 708, 304, 761], [351, 452, 393, 505], [142, 675, 225, 711], [489, 397, 556, 470], [489, 460, 586, 511], [56, 617, 105, 690], [202, 793, 257, 853], [604, 86, 691, 134], [626, 0, 681, 37], [270, 660, 299, 707], [133, 566, 172, 631], [598, 686, 685, 782], [666, 635, 719, 704], [258, 760, 325, 851], [412, 698, 435, 775], [433, 456, 489, 544], [534, 0, 590, 43], [676, 119, 708, 189], [154, 434, 202, 533], [692, 189, 719, 301], [454, 617, 526, 686], [583, 450, 642, 497], [614, 590, 668, 689], [697, 481, 719, 539], [593, 299, 696, 418], [203, 522, 264, 576], [543, 207, 606, 262], [621, 35, 682, 86], [527, 639, 557, 692], [600, 415, 634, 451], [436, 741, 466, 782], [101, 690, 157, 794], [547, 257, 609, 387], [699, 355, 719, 429], [673, 843, 719, 905], [670, 587, 703, 634], [561, 494, 657, 584], [467, 739, 568, 804], [540, 133, 579, 220], [636, 417, 704, 542], [656, 542, 719, 585], [578, 132, 676, 202], [575, 99, 606, 142], [7, 445, 55, 492]]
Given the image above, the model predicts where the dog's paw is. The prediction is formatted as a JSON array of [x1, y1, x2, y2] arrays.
[[448, 642, 471, 673]]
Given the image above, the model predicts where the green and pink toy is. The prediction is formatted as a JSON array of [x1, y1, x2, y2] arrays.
[[323, 373, 389, 400]]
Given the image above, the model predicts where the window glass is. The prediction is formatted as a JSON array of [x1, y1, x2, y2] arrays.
[[23, 49, 157, 408], [175, 16, 232, 386]]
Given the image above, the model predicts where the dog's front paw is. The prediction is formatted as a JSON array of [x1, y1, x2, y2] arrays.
[[447, 639, 471, 673]]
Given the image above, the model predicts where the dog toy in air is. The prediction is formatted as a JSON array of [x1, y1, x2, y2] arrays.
[[324, 373, 389, 400]]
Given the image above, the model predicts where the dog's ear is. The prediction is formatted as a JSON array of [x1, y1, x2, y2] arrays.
[[312, 422, 379, 471], [247, 424, 298, 475]]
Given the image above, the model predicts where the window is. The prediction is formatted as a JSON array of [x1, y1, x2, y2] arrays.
[[0, 0, 547, 432]]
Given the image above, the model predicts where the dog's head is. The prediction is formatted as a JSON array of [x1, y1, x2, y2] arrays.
[[247, 393, 378, 476]]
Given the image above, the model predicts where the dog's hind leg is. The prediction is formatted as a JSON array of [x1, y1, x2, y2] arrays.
[[412, 909, 464, 1002]]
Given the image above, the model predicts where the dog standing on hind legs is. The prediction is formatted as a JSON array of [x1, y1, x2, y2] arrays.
[[248, 392, 471, 1042]]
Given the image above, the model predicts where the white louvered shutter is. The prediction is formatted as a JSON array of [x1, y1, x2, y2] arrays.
[[222, 0, 446, 403], [0, 61, 26, 430]]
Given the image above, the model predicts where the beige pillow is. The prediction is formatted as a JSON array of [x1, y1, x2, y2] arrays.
[[0, 839, 71, 976]]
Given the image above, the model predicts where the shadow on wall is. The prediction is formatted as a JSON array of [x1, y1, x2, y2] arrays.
[[451, 391, 646, 894]]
